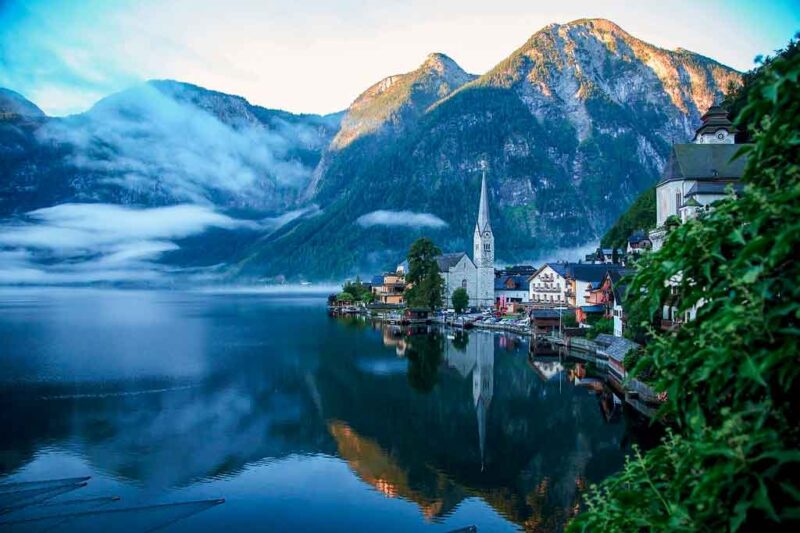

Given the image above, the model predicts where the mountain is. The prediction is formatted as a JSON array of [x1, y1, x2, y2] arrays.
[[0, 18, 743, 284], [0, 80, 342, 216], [0, 88, 45, 118], [232, 18, 741, 281]]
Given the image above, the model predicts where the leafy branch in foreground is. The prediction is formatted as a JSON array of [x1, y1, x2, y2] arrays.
[[570, 38, 800, 531]]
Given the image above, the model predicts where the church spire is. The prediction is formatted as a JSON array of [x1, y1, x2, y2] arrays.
[[476, 171, 491, 233]]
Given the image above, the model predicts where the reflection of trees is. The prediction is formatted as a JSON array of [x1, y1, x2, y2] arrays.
[[405, 332, 444, 393], [451, 331, 469, 352], [314, 331, 639, 530]]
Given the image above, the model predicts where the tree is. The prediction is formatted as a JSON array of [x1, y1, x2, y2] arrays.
[[405, 237, 444, 310], [570, 39, 800, 532], [406, 237, 441, 285], [452, 287, 469, 314]]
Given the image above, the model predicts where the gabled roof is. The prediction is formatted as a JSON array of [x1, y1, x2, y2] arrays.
[[530, 262, 569, 280], [658, 143, 750, 185], [685, 181, 744, 197], [371, 275, 384, 286], [607, 269, 633, 304], [569, 264, 625, 283], [436, 252, 469, 271], [495, 275, 528, 290]]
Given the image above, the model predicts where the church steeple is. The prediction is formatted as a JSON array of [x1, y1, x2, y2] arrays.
[[473, 169, 495, 308], [476, 171, 491, 233]]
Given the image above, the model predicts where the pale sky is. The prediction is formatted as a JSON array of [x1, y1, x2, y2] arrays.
[[1, 0, 798, 116]]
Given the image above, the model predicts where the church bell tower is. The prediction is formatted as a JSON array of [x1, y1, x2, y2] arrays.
[[473, 171, 495, 308]]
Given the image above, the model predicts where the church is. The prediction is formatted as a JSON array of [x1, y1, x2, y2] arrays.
[[437, 173, 495, 309], [650, 106, 749, 250]]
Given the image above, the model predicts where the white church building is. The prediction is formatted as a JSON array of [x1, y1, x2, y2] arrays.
[[438, 173, 495, 309]]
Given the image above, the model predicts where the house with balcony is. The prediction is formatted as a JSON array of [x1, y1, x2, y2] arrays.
[[371, 267, 408, 305], [527, 264, 568, 307]]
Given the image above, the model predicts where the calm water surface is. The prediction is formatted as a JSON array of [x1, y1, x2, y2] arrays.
[[0, 289, 650, 531]]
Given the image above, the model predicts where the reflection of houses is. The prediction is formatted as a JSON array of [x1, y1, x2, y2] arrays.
[[528, 358, 564, 382], [381, 325, 408, 356]]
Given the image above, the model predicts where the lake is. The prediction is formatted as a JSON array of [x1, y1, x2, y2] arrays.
[[0, 289, 652, 531]]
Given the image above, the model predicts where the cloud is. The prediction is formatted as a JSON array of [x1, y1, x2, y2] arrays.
[[0, 203, 313, 285], [356, 210, 447, 229], [35, 82, 325, 207]]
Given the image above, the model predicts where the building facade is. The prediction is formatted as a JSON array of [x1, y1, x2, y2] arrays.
[[473, 173, 495, 308], [651, 106, 749, 250], [528, 264, 568, 306], [438, 172, 495, 309]]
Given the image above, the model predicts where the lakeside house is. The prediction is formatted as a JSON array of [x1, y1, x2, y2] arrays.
[[584, 248, 624, 264], [584, 269, 633, 337], [649, 106, 749, 251], [528, 264, 568, 306], [648, 106, 750, 329], [371, 265, 408, 305], [626, 231, 651, 256], [494, 274, 530, 312]]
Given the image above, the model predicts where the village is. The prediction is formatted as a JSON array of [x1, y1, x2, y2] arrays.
[[328, 105, 748, 418]]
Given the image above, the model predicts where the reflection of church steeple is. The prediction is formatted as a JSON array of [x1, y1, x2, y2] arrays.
[[472, 334, 494, 471]]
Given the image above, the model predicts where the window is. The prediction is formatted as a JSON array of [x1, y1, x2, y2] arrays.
[[676, 191, 682, 211], [461, 279, 467, 289], [483, 243, 491, 252]]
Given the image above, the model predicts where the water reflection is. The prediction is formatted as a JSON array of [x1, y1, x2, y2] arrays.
[[0, 290, 656, 531]]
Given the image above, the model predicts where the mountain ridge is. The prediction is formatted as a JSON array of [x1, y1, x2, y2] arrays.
[[0, 18, 743, 283]]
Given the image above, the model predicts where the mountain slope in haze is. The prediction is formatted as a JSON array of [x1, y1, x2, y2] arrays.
[[233, 18, 741, 281], [0, 81, 342, 216]]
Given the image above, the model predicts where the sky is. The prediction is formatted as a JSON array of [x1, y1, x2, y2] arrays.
[[0, 0, 798, 116]]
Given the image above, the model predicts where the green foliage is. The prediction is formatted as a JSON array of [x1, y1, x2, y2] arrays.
[[336, 292, 355, 302], [570, 40, 800, 531], [451, 287, 469, 314], [406, 332, 444, 393], [585, 316, 613, 340], [562, 312, 578, 328], [342, 277, 373, 302], [405, 237, 444, 310], [601, 186, 657, 248]]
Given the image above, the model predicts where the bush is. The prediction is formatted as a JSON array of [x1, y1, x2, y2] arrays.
[[570, 39, 800, 531]]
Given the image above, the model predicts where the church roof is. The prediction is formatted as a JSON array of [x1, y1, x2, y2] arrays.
[[692, 105, 739, 140], [658, 143, 750, 185], [685, 180, 744, 197], [436, 252, 468, 271], [475, 172, 491, 233]]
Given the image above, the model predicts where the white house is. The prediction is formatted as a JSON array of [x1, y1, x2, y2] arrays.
[[651, 106, 748, 250], [528, 264, 568, 306], [494, 274, 530, 306]]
